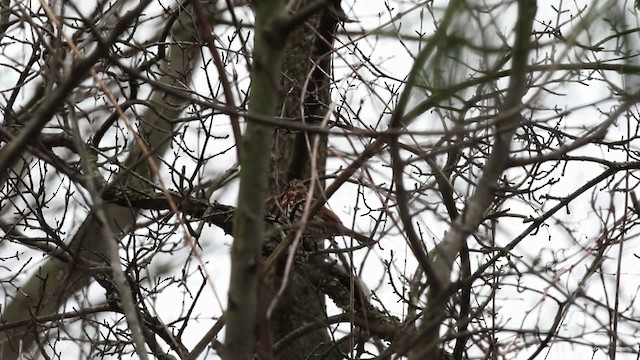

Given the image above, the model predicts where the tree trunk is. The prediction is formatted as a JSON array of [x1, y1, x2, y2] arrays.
[[268, 1, 344, 359]]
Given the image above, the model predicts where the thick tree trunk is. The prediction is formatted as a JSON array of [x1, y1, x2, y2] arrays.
[[267, 1, 343, 359]]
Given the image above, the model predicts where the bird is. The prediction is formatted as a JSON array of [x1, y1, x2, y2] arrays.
[[279, 179, 374, 247]]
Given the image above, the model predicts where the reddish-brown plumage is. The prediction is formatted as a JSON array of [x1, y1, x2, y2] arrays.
[[280, 179, 342, 242]]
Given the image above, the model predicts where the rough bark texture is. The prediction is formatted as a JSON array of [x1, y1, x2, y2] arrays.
[[269, 1, 342, 194], [267, 1, 344, 359]]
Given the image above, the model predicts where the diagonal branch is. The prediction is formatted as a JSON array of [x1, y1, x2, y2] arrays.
[[410, 1, 538, 359]]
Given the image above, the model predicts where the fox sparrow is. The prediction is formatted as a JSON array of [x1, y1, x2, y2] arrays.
[[280, 179, 374, 246]]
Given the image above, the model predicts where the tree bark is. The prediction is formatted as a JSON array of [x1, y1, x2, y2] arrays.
[[267, 1, 344, 359]]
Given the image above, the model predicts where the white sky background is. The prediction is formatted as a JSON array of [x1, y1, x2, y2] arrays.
[[2, 0, 640, 359]]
